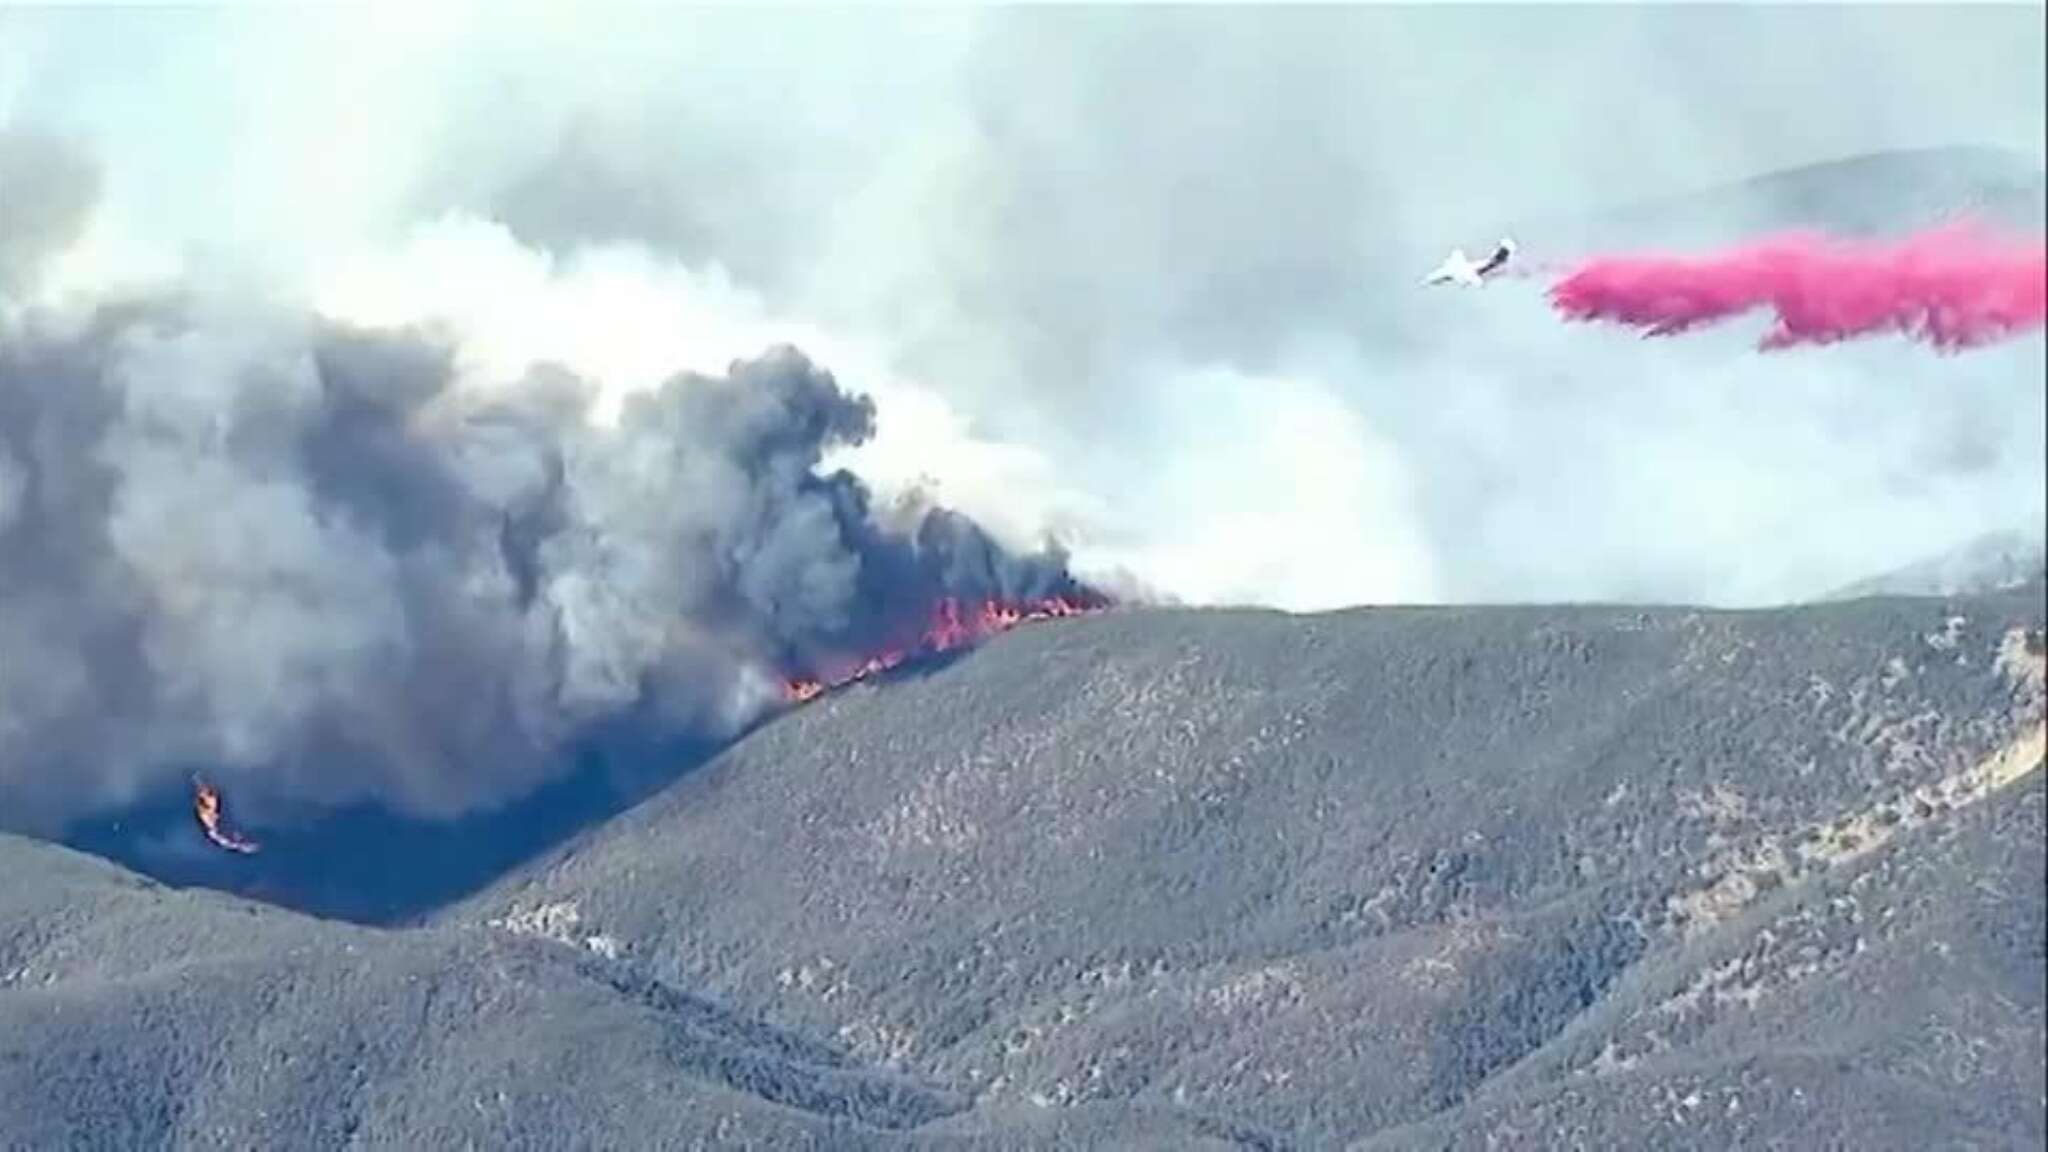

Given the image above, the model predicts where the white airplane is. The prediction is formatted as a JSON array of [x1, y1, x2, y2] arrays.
[[1423, 238, 1517, 287]]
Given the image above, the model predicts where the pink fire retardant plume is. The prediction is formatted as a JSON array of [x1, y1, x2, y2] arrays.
[[1548, 221, 2047, 352]]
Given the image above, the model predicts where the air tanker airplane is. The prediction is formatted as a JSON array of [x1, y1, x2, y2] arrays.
[[1423, 238, 1517, 286]]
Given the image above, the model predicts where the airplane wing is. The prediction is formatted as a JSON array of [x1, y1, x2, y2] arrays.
[[1425, 238, 1522, 287], [1423, 250, 1483, 287]]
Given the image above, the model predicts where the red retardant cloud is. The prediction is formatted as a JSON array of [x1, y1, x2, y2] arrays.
[[1548, 222, 2046, 352]]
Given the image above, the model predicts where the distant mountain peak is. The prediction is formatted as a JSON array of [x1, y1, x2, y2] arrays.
[[1509, 145, 2047, 253], [1826, 530, 2048, 601]]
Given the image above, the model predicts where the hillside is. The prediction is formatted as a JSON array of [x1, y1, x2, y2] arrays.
[[6, 586, 2043, 1147], [11, 133, 2048, 1138], [8, 586, 2039, 1139], [0, 834, 1011, 1149], [1827, 531, 2047, 602], [451, 587, 2045, 1148], [5, 834, 1251, 1148], [1505, 145, 2047, 256]]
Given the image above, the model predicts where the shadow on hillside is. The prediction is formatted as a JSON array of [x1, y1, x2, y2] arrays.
[[58, 722, 733, 927], [52, 645, 991, 927]]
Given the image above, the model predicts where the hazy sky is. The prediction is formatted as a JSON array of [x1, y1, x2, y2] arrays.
[[5, 4, 2044, 610]]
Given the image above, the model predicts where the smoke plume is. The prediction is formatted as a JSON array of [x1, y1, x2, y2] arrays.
[[5, 8, 2043, 612], [1, 9, 2042, 842], [0, 294, 1098, 835], [1549, 222, 2048, 352]]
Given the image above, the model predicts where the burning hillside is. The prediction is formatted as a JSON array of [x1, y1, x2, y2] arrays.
[[0, 298, 1106, 838], [192, 779, 260, 855], [782, 594, 1107, 704]]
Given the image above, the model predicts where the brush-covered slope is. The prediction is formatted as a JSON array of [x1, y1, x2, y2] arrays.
[[0, 834, 994, 1150], [459, 585, 2047, 1148], [7, 587, 2041, 1149], [1361, 765, 2045, 1149]]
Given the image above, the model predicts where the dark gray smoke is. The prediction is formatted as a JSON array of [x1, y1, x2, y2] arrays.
[[0, 293, 1098, 835]]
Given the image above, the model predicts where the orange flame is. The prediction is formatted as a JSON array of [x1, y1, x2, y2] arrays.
[[784, 679, 828, 704], [782, 595, 1103, 705], [193, 778, 260, 855]]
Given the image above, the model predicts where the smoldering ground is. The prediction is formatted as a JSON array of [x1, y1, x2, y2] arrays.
[[0, 293, 1097, 841]]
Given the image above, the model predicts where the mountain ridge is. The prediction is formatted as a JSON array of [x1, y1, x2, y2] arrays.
[[7, 140, 2045, 1148], [446, 586, 2044, 1147], [7, 583, 2042, 1148], [1501, 144, 2047, 255]]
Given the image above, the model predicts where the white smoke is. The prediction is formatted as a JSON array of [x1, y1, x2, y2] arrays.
[[4, 6, 2044, 618]]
